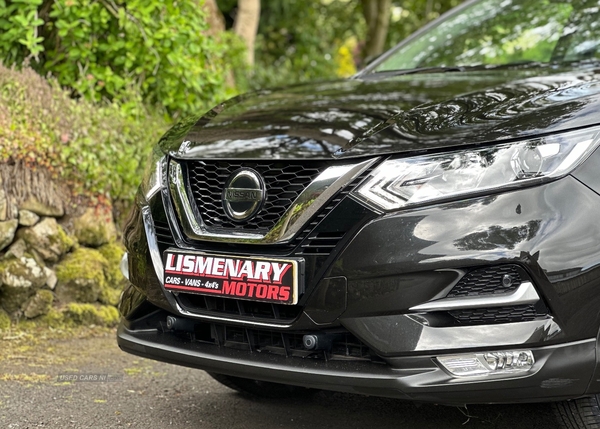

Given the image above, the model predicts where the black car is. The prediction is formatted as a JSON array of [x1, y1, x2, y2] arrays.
[[117, 0, 600, 426]]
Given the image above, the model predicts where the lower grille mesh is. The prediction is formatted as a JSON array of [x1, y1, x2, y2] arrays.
[[449, 304, 547, 325], [448, 265, 523, 297], [189, 323, 383, 363], [442, 265, 549, 326]]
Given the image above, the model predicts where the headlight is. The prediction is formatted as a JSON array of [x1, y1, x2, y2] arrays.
[[354, 126, 600, 211], [140, 147, 165, 201]]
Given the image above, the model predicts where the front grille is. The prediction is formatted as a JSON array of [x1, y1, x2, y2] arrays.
[[291, 166, 375, 260], [177, 294, 303, 322], [449, 303, 548, 325], [297, 232, 346, 256], [189, 323, 383, 363], [186, 160, 328, 232], [447, 265, 524, 297], [154, 219, 176, 251], [159, 160, 378, 324]]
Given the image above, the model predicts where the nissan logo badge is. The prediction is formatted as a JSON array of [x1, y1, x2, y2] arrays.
[[222, 168, 265, 222]]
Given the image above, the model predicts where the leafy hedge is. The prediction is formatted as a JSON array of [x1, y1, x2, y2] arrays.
[[0, 0, 241, 118], [0, 63, 168, 202]]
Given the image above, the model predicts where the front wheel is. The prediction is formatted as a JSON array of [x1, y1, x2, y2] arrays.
[[208, 372, 315, 399], [554, 395, 600, 428]]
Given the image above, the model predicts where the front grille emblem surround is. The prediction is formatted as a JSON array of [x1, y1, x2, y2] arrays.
[[222, 168, 265, 222], [168, 158, 378, 244]]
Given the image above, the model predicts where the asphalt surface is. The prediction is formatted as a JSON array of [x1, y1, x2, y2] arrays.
[[0, 331, 558, 428]]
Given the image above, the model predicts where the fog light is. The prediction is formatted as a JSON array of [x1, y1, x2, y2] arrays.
[[120, 253, 129, 281], [437, 350, 534, 377]]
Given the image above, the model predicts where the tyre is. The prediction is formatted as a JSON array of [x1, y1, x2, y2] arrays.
[[208, 372, 315, 399], [554, 395, 600, 428]]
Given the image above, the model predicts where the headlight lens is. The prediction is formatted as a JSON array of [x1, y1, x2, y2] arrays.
[[354, 126, 600, 211], [140, 147, 165, 200]]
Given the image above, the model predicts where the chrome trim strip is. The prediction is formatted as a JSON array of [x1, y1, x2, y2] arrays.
[[173, 302, 294, 329], [169, 158, 378, 244], [120, 252, 129, 281], [409, 281, 540, 312], [142, 206, 165, 285]]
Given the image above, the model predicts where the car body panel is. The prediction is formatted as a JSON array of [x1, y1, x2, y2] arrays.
[[160, 67, 600, 160]]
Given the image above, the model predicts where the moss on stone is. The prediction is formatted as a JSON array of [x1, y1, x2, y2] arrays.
[[95, 304, 120, 326], [50, 222, 75, 253], [18, 218, 74, 263], [37, 307, 66, 328], [94, 241, 127, 305], [98, 241, 126, 289], [55, 248, 108, 303], [99, 287, 121, 306], [0, 255, 47, 288], [0, 255, 47, 314], [73, 208, 117, 248], [0, 286, 33, 315], [22, 289, 54, 319], [98, 241, 124, 263], [0, 309, 11, 330], [64, 303, 119, 326], [0, 219, 18, 252]]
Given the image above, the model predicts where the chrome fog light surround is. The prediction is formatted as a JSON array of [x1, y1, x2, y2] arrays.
[[409, 281, 539, 312], [437, 350, 535, 377]]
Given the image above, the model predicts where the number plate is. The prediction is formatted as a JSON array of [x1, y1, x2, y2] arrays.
[[162, 250, 302, 305]]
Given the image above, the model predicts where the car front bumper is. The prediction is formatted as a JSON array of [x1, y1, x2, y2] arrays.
[[117, 155, 600, 404], [117, 321, 597, 405]]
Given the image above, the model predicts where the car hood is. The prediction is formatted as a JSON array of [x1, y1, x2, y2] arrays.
[[162, 65, 600, 160]]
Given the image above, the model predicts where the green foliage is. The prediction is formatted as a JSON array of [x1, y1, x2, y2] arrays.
[[230, 0, 363, 91], [0, 0, 45, 64], [386, 0, 463, 49], [64, 303, 120, 326], [0, 0, 243, 118], [222, 0, 468, 90], [0, 0, 469, 106], [0, 63, 168, 202], [0, 308, 12, 330]]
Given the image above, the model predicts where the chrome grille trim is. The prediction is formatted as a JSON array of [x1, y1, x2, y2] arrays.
[[142, 205, 165, 285], [173, 302, 295, 329], [409, 281, 540, 312], [169, 158, 378, 244]]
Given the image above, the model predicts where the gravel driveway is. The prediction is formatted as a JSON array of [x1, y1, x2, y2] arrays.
[[0, 330, 557, 428]]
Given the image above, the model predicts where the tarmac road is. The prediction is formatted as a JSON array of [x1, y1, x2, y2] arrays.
[[0, 331, 557, 428]]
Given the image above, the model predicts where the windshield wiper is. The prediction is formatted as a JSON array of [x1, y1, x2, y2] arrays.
[[361, 61, 550, 79], [365, 66, 468, 78]]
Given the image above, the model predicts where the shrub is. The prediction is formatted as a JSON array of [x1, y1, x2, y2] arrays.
[[0, 0, 241, 118], [0, 63, 168, 203]]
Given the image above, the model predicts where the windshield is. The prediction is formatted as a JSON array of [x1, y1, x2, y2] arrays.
[[373, 0, 600, 72]]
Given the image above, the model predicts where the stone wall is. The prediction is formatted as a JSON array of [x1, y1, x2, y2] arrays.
[[0, 172, 125, 329]]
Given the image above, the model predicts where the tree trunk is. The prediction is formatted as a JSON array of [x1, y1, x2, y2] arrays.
[[203, 0, 226, 37], [361, 0, 392, 63], [233, 0, 261, 66], [202, 0, 236, 87]]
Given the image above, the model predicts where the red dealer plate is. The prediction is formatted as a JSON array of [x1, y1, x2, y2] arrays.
[[162, 250, 303, 305]]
